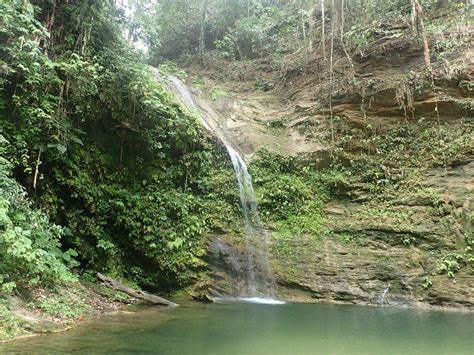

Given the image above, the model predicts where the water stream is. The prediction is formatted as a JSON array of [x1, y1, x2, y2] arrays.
[[378, 283, 391, 305], [164, 75, 277, 300]]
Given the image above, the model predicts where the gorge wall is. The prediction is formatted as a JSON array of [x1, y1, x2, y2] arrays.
[[181, 40, 473, 309]]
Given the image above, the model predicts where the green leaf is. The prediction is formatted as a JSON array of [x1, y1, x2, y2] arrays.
[[71, 137, 83, 145], [47, 143, 67, 154]]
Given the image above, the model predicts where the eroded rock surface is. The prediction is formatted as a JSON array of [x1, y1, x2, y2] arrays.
[[183, 46, 473, 309]]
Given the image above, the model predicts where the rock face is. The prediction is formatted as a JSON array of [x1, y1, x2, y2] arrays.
[[184, 44, 473, 309], [269, 160, 472, 308], [207, 236, 250, 296], [207, 234, 278, 298], [209, 162, 473, 308], [201, 82, 472, 308]]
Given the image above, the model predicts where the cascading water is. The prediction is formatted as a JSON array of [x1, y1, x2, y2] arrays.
[[225, 145, 277, 298], [164, 74, 280, 302], [165, 76, 211, 131], [377, 283, 391, 305]]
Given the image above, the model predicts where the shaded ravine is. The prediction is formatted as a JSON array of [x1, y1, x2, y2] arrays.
[[164, 75, 278, 300]]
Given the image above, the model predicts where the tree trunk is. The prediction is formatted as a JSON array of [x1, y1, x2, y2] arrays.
[[308, 3, 315, 52], [33, 148, 42, 190], [199, 0, 208, 65], [321, 0, 326, 61], [301, 8, 306, 44], [340, 0, 353, 67], [97, 273, 178, 307], [228, 33, 244, 60], [329, 0, 335, 144], [412, 0, 431, 69]]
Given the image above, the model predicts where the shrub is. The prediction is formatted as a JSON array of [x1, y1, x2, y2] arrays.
[[0, 137, 77, 292]]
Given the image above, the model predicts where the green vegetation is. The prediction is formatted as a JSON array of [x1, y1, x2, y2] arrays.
[[1, 0, 473, 338], [202, 154, 243, 238], [0, 0, 217, 297], [334, 122, 473, 200], [1, 137, 76, 292], [33, 294, 90, 320], [437, 250, 473, 278], [0, 299, 23, 339], [210, 87, 229, 101], [126, 0, 470, 71], [421, 276, 433, 289], [437, 253, 463, 278], [251, 148, 347, 239]]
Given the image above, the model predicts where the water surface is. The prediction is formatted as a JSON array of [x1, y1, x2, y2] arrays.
[[2, 301, 473, 354]]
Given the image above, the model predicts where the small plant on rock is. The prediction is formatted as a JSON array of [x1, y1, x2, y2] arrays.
[[421, 276, 433, 289], [437, 253, 463, 278]]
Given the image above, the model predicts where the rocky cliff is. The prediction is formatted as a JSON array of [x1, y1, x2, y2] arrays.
[[180, 36, 473, 309]]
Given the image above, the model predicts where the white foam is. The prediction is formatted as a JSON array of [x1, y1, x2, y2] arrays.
[[214, 297, 285, 305], [238, 297, 286, 305]]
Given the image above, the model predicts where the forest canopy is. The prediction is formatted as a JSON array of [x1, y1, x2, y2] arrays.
[[122, 0, 469, 65]]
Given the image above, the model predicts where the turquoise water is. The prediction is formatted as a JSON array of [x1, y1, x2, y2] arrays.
[[2, 300, 473, 354]]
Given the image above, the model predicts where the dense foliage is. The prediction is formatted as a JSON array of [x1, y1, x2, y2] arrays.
[[0, 0, 471, 308], [0, 0, 218, 292], [129, 0, 470, 63], [251, 148, 347, 238], [0, 136, 76, 292]]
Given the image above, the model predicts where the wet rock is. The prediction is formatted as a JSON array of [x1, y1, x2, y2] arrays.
[[187, 61, 473, 310], [191, 293, 214, 303], [270, 165, 474, 309]]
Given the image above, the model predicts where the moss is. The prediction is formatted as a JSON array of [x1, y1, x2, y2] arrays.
[[250, 148, 348, 239], [336, 233, 356, 244], [334, 121, 473, 202], [210, 86, 229, 101], [84, 282, 130, 303]]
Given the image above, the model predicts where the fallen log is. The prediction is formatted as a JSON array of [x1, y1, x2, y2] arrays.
[[97, 273, 178, 307]]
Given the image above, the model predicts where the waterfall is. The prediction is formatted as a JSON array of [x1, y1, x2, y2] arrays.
[[165, 76, 211, 131], [377, 283, 391, 305], [164, 74, 278, 301]]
